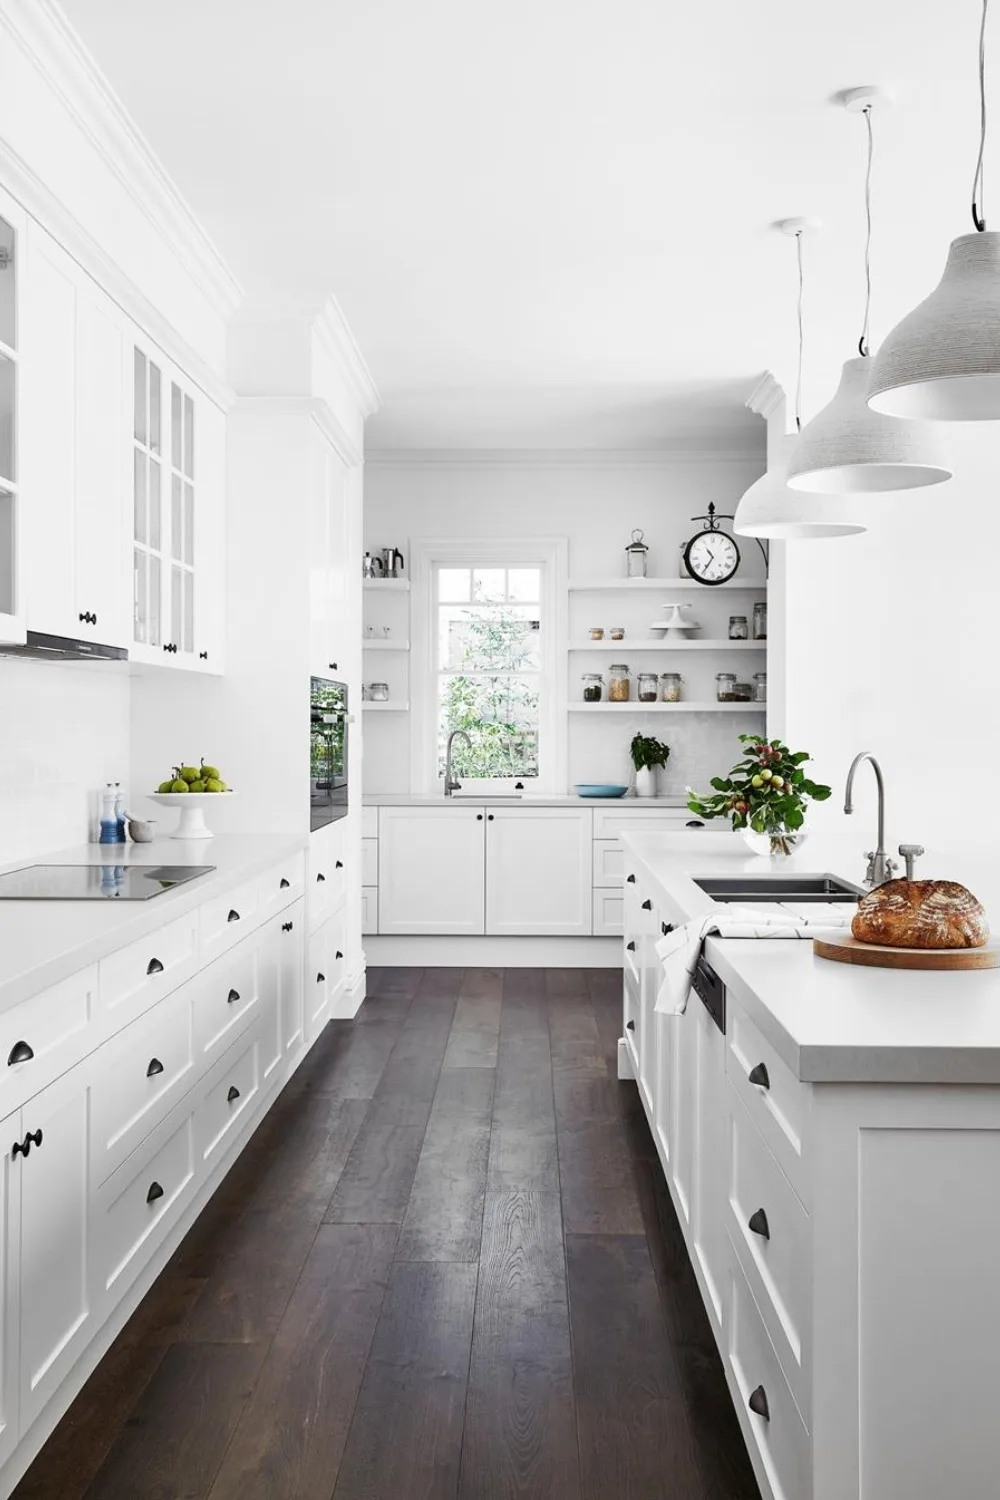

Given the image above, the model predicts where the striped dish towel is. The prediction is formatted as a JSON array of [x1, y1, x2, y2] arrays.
[[654, 905, 852, 1016]]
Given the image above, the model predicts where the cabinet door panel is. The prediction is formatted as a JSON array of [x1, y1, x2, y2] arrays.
[[691, 995, 727, 1335], [0, 1112, 21, 1471], [379, 808, 485, 935], [76, 292, 127, 645], [279, 912, 304, 1059], [485, 808, 591, 936]]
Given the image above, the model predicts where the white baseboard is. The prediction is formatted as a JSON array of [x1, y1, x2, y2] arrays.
[[364, 935, 620, 967], [331, 965, 366, 1019]]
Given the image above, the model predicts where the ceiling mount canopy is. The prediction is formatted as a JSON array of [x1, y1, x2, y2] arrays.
[[787, 89, 952, 492], [869, 0, 1000, 420]]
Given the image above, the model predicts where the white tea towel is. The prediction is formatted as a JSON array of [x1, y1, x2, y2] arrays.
[[654, 905, 853, 1016]]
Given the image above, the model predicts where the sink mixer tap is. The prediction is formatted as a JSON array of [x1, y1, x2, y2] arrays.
[[844, 751, 898, 888], [444, 729, 472, 797]]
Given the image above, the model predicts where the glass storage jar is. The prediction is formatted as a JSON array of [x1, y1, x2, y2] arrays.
[[369, 681, 389, 702], [734, 681, 753, 701], [625, 530, 648, 579], [715, 672, 738, 703], [637, 672, 658, 702], [582, 673, 604, 703], [728, 615, 748, 640], [608, 664, 631, 702], [753, 601, 768, 640], [660, 672, 683, 702], [753, 672, 767, 703]]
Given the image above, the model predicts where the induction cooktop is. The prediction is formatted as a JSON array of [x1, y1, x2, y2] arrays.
[[0, 864, 215, 900]]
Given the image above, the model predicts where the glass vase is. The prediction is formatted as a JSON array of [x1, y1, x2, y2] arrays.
[[743, 826, 808, 858]]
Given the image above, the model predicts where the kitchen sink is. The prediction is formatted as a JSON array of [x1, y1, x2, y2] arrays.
[[692, 874, 864, 903]]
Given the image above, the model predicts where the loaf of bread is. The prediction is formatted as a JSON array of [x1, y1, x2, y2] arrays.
[[852, 879, 989, 949]]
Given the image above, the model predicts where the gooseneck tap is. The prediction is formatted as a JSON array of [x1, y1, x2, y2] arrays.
[[444, 729, 472, 797], [844, 751, 897, 887]]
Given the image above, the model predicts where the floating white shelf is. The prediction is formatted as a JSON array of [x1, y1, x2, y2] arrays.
[[363, 639, 410, 651], [363, 701, 409, 711], [363, 578, 410, 592], [567, 577, 765, 592], [568, 701, 765, 714], [570, 638, 766, 652]]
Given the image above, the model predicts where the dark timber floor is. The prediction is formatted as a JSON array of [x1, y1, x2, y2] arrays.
[[14, 968, 759, 1500]]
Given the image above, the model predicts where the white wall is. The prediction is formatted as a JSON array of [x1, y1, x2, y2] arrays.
[[0, 658, 129, 862], [363, 456, 766, 796]]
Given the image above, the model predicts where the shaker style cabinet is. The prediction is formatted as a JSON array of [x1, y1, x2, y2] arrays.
[[484, 807, 592, 935], [378, 807, 486, 935], [0, 187, 26, 644], [309, 447, 349, 679]]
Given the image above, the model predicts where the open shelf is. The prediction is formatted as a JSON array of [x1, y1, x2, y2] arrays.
[[568, 701, 765, 714], [363, 578, 410, 592], [363, 639, 410, 651], [568, 577, 765, 592], [363, 701, 409, 712], [570, 638, 766, 652]]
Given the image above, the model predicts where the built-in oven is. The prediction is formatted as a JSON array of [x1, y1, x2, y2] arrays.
[[310, 677, 349, 830]]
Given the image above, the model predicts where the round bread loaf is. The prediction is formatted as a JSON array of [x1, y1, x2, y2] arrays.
[[852, 879, 989, 949]]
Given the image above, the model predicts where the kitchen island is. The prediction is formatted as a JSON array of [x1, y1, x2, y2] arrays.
[[620, 828, 1000, 1500]]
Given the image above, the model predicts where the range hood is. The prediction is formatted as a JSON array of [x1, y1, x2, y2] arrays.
[[0, 631, 128, 663]]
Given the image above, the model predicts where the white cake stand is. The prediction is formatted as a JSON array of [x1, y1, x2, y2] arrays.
[[649, 604, 701, 639], [148, 792, 236, 839]]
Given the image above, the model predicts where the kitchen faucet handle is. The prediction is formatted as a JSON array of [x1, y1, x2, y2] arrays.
[[898, 843, 925, 881], [864, 851, 877, 885]]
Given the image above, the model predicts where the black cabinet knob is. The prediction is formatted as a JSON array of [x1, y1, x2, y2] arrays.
[[7, 1040, 34, 1066], [282, 920, 293, 932], [661, 922, 673, 936], [317, 972, 326, 984], [316, 872, 326, 883], [626, 1019, 635, 1031], [146, 1057, 164, 1078], [146, 957, 164, 976], [227, 909, 240, 923], [476, 813, 484, 821], [515, 781, 524, 790], [626, 940, 636, 951], [641, 899, 652, 911], [335, 950, 343, 960], [279, 877, 290, 889], [227, 988, 241, 1005], [199, 651, 208, 660], [748, 1385, 769, 1420], [146, 1181, 164, 1204], [686, 819, 705, 828], [626, 873, 636, 884], [329, 662, 338, 671], [11, 1139, 25, 1160], [487, 813, 494, 821], [227, 1085, 240, 1104], [748, 1062, 771, 1090], [78, 611, 87, 623], [25, 1129, 42, 1151], [92, 613, 98, 624], [748, 1207, 770, 1240]]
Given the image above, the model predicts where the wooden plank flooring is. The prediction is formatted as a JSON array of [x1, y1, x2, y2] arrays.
[[14, 967, 758, 1500]]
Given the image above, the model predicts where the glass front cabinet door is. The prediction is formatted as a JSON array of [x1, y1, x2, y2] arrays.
[[131, 341, 224, 670], [0, 188, 26, 643]]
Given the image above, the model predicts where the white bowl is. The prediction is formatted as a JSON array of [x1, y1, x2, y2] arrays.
[[148, 791, 236, 840]]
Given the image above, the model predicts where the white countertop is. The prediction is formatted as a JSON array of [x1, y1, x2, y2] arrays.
[[620, 829, 1000, 1086], [0, 834, 305, 1015], [364, 793, 690, 808]]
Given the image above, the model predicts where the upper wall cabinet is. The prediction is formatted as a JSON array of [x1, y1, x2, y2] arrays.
[[0, 188, 26, 645], [130, 340, 224, 673]]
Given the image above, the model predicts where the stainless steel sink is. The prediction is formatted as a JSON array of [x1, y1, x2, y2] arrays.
[[692, 874, 864, 903]]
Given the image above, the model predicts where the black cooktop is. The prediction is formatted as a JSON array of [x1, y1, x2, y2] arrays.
[[0, 864, 215, 901]]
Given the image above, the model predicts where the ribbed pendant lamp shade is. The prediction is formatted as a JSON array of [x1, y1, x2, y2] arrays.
[[786, 356, 952, 492], [868, 232, 1000, 419], [734, 436, 867, 539]]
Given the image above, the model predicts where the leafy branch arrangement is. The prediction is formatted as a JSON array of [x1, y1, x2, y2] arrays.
[[631, 733, 670, 772], [687, 735, 831, 848]]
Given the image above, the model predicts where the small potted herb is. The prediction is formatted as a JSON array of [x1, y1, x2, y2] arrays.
[[630, 733, 670, 799], [686, 734, 831, 855]]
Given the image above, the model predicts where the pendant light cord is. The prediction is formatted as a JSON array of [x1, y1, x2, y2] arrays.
[[794, 229, 804, 432], [974, 0, 989, 231], [859, 106, 873, 356]]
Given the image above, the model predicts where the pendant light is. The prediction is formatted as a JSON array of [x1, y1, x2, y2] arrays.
[[869, 0, 1000, 419], [787, 90, 952, 491], [735, 222, 866, 539]]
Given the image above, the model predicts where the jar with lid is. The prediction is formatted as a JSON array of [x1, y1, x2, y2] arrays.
[[715, 672, 738, 703], [625, 530, 648, 579], [734, 681, 753, 701], [608, 664, 631, 702], [369, 681, 389, 702], [582, 673, 604, 703], [660, 672, 683, 703], [753, 601, 768, 640], [728, 615, 748, 640], [637, 672, 658, 703], [753, 672, 767, 703]]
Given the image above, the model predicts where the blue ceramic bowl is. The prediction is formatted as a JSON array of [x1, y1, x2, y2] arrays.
[[574, 784, 629, 799]]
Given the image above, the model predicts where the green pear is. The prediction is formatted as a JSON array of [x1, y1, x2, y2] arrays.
[[188, 779, 206, 794], [157, 779, 174, 794], [179, 765, 200, 783], [201, 759, 221, 781], [204, 777, 223, 793], [170, 778, 189, 794]]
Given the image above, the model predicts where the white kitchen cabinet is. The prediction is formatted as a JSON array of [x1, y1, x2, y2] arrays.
[[0, 187, 26, 645], [485, 808, 592, 936], [278, 911, 305, 1059], [689, 986, 727, 1335], [307, 920, 331, 1039], [309, 448, 349, 679], [378, 807, 485, 935], [0, 1114, 20, 1473]]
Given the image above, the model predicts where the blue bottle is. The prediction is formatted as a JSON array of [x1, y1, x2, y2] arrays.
[[99, 784, 118, 846], [114, 783, 127, 843]]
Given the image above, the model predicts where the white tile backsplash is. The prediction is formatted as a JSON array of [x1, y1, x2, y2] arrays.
[[0, 658, 130, 863]]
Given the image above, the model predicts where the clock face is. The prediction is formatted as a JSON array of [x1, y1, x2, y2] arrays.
[[684, 529, 740, 585]]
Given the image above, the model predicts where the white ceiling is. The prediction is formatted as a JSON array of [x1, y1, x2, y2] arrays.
[[60, 0, 983, 451]]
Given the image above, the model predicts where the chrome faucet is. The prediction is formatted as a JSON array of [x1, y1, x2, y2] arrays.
[[844, 751, 897, 887], [444, 729, 472, 797]]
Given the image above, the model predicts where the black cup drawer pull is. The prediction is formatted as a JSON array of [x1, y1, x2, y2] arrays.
[[626, 1019, 635, 1031], [748, 1062, 771, 1090], [317, 972, 326, 984], [146, 957, 164, 976], [227, 1085, 240, 1104], [146, 1057, 165, 1078], [316, 872, 326, 883], [336, 860, 343, 870], [626, 873, 636, 884], [748, 1385, 770, 1420], [686, 819, 705, 828], [335, 950, 343, 960], [748, 1208, 770, 1240], [641, 899, 652, 911], [146, 1181, 164, 1205], [279, 877, 290, 889], [626, 940, 636, 952], [7, 1040, 34, 1066], [227, 909, 241, 923], [227, 989, 241, 1005]]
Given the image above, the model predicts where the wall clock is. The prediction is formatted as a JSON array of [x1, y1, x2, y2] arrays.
[[682, 503, 741, 586]]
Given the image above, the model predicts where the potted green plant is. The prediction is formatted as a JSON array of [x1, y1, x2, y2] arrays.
[[686, 734, 832, 855], [630, 732, 670, 799]]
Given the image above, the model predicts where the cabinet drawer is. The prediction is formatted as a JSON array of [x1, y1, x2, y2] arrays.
[[92, 983, 198, 1184], [200, 878, 261, 962], [361, 886, 378, 935], [196, 939, 261, 1064], [593, 808, 708, 838], [256, 853, 305, 925], [361, 838, 378, 887], [1, 967, 95, 1109], [99, 912, 199, 1031], [198, 1029, 261, 1169], [97, 1108, 196, 1300], [593, 889, 623, 936], [728, 1254, 810, 1500], [728, 1083, 810, 1417], [361, 807, 378, 840], [727, 1001, 809, 1206], [593, 839, 625, 887], [310, 851, 346, 927]]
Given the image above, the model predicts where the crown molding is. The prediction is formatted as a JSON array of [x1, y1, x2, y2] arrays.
[[1, 0, 243, 321], [746, 371, 786, 420], [365, 445, 765, 470], [230, 396, 363, 466], [312, 296, 381, 419], [0, 138, 235, 411]]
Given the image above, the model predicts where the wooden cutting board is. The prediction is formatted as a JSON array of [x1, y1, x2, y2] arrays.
[[813, 933, 1000, 971]]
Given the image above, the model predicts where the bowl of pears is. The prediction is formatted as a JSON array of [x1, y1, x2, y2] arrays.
[[149, 760, 234, 840]]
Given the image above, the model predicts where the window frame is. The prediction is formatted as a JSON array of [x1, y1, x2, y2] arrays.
[[410, 536, 568, 794]]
